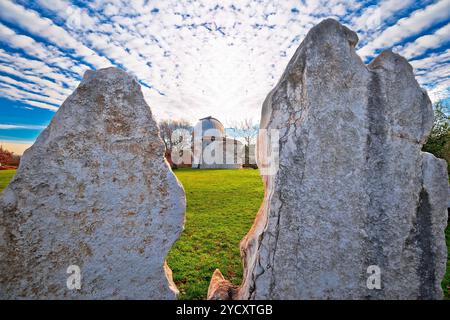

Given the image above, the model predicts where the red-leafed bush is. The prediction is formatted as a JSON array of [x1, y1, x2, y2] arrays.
[[0, 145, 20, 168]]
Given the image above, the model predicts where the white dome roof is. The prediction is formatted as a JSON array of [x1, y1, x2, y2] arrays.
[[194, 116, 225, 137]]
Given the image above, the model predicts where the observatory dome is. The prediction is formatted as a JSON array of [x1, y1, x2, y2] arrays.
[[194, 116, 225, 138]]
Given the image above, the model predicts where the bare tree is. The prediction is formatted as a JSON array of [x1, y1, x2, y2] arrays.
[[159, 119, 193, 167], [423, 101, 450, 175], [0, 145, 20, 167], [226, 118, 259, 168], [227, 118, 259, 147], [0, 145, 13, 165]]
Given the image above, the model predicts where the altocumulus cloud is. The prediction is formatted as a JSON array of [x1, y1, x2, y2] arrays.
[[0, 0, 449, 146]]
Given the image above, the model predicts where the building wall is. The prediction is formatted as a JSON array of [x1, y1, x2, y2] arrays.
[[192, 137, 243, 169]]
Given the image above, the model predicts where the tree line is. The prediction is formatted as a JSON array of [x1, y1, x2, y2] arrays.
[[0, 146, 20, 168], [159, 118, 259, 168], [423, 101, 450, 178]]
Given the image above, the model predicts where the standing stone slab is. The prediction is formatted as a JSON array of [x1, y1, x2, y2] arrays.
[[0, 67, 185, 299], [208, 19, 448, 300]]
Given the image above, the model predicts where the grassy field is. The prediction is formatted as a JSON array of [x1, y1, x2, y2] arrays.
[[444, 223, 450, 300], [168, 168, 264, 299], [0, 169, 448, 299], [0, 170, 16, 191]]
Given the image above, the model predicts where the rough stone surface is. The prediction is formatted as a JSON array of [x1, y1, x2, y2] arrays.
[[212, 19, 448, 300], [0, 67, 185, 299], [207, 269, 238, 300]]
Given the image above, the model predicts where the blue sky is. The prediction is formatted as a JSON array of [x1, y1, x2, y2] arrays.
[[0, 0, 449, 154]]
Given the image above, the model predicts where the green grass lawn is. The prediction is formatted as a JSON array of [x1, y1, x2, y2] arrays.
[[0, 170, 16, 191], [0, 168, 449, 299], [168, 168, 264, 299], [444, 220, 450, 300]]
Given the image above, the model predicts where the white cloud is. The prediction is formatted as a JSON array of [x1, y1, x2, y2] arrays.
[[0, 124, 47, 130], [398, 23, 450, 59], [351, 0, 415, 34], [0, 0, 112, 68], [0, 23, 90, 77], [410, 49, 450, 70], [0, 0, 448, 126], [359, 0, 450, 59], [0, 47, 77, 111], [0, 83, 60, 111]]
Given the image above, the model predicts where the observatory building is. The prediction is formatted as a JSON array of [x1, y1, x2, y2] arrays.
[[192, 116, 243, 169]]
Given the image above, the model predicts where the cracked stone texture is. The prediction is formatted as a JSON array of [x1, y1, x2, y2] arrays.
[[207, 269, 238, 300], [236, 19, 448, 299], [0, 67, 185, 299]]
